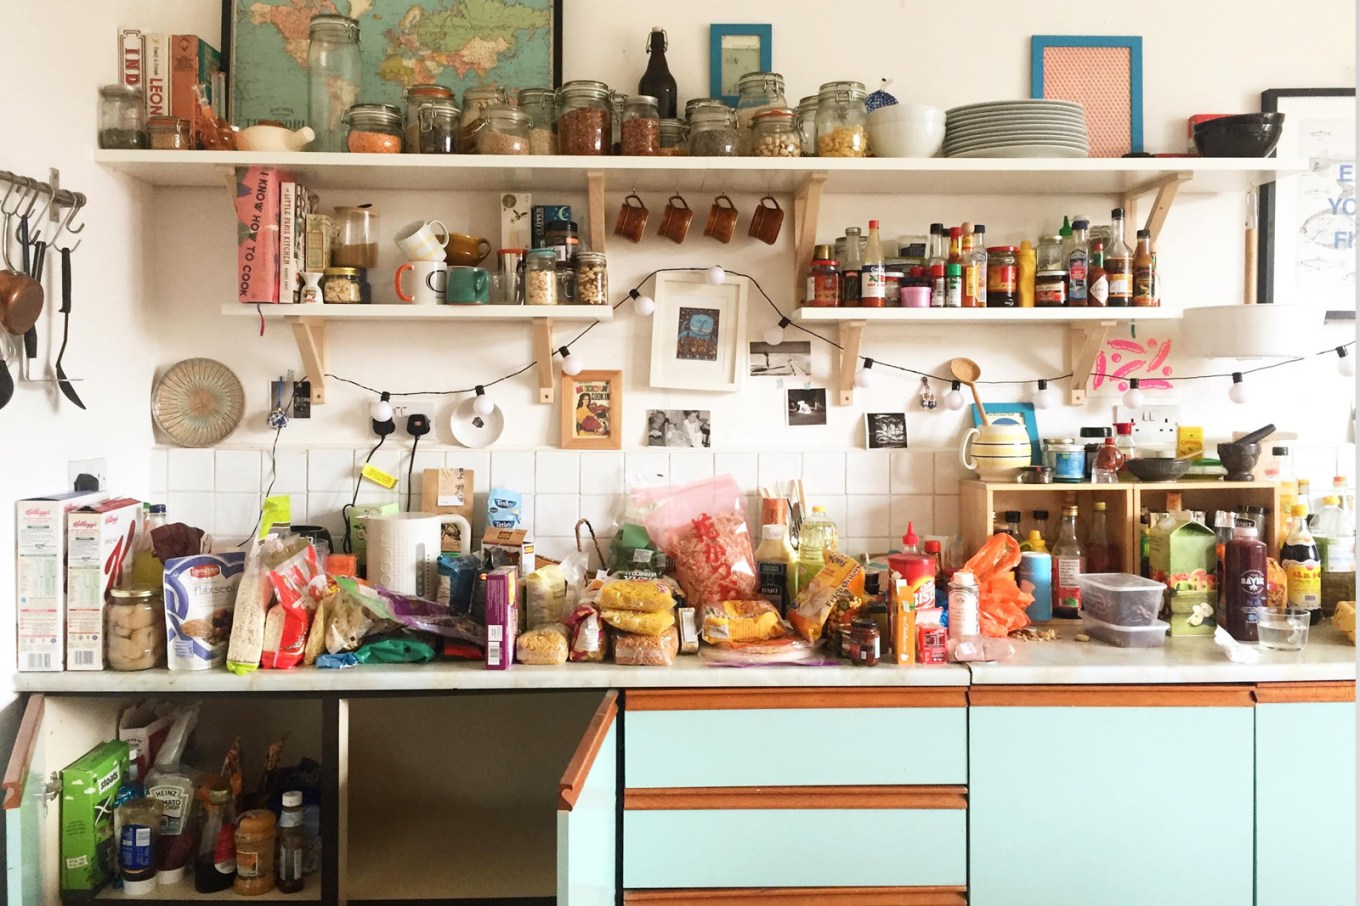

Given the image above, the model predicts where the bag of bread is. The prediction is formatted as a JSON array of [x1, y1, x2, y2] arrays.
[[598, 578, 675, 613], [516, 624, 569, 665], [601, 607, 675, 636], [613, 626, 679, 666], [789, 551, 864, 643], [700, 599, 785, 644]]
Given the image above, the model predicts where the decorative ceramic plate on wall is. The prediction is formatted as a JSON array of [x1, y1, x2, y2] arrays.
[[151, 358, 245, 447]]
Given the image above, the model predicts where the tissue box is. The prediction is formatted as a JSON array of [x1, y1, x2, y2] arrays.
[[60, 739, 129, 900]]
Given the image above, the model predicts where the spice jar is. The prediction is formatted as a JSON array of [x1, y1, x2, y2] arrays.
[[796, 95, 819, 157], [234, 810, 277, 896], [460, 86, 510, 150], [344, 103, 403, 153], [734, 71, 787, 154], [321, 267, 370, 304], [544, 220, 579, 263], [1035, 234, 1067, 307], [986, 246, 1019, 308], [518, 88, 557, 155], [147, 116, 191, 151], [577, 251, 608, 305], [477, 105, 531, 155], [806, 245, 840, 307], [404, 84, 454, 152], [750, 108, 801, 157], [98, 84, 148, 149], [1044, 439, 1086, 483], [658, 118, 687, 156], [525, 248, 558, 305], [105, 586, 165, 671], [557, 80, 612, 155], [621, 95, 660, 155], [848, 617, 881, 666], [415, 98, 460, 154], [687, 107, 739, 157], [816, 81, 868, 157]]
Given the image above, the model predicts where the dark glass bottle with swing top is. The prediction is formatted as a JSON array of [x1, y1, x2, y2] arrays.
[[639, 28, 678, 119]]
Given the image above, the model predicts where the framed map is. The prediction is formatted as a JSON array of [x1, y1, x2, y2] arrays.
[[223, 0, 563, 129]]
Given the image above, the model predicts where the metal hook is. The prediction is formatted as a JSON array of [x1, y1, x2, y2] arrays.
[[17, 178, 41, 219], [53, 194, 86, 252], [29, 186, 55, 240]]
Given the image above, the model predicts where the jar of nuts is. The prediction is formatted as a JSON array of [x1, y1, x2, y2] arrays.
[[106, 586, 166, 671], [659, 118, 687, 155], [734, 71, 786, 154], [518, 87, 558, 155], [477, 105, 531, 155], [322, 267, 370, 303], [404, 84, 454, 151], [576, 251, 608, 305], [750, 108, 801, 157], [621, 95, 660, 155], [345, 103, 404, 153], [557, 80, 612, 155], [460, 86, 510, 150], [796, 95, 819, 157], [525, 249, 559, 305], [816, 81, 869, 158], [686, 107, 740, 157]]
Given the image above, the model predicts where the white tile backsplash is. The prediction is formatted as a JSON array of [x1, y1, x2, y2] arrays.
[[411, 450, 444, 485], [758, 452, 803, 490], [308, 449, 356, 492], [214, 493, 261, 543], [933, 451, 971, 491], [714, 452, 758, 492], [669, 452, 715, 486], [803, 451, 847, 496], [214, 450, 261, 494], [362, 447, 404, 482], [579, 494, 618, 535], [846, 496, 892, 539], [534, 493, 580, 532], [536, 451, 581, 494], [445, 451, 491, 491], [891, 450, 935, 494], [625, 452, 669, 484], [167, 449, 214, 491], [845, 451, 890, 495], [580, 451, 625, 495], [890, 494, 934, 538], [271, 450, 308, 495], [166, 491, 214, 537], [934, 495, 962, 536], [306, 492, 350, 539], [491, 451, 536, 491]]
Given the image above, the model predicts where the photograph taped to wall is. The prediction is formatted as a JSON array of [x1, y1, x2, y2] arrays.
[[649, 272, 748, 392], [865, 413, 909, 449], [787, 388, 828, 426], [647, 410, 712, 448], [749, 341, 811, 377]]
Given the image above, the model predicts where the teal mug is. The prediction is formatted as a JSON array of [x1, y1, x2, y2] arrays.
[[445, 266, 490, 304]]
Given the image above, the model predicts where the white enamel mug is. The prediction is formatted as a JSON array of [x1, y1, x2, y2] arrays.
[[395, 260, 448, 305], [394, 219, 450, 262], [961, 423, 1032, 482]]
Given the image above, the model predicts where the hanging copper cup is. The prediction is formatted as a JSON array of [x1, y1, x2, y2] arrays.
[[703, 193, 739, 243], [613, 193, 649, 244], [657, 193, 693, 244], [748, 194, 785, 245]]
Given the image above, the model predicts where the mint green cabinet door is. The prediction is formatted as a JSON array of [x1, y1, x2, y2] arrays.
[[1257, 700, 1356, 906], [557, 697, 617, 906], [970, 702, 1254, 906], [4, 695, 45, 906]]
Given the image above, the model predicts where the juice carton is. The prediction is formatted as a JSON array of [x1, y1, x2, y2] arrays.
[[1150, 513, 1217, 636]]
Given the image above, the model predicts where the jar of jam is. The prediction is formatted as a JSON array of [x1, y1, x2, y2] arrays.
[[544, 220, 579, 264], [1035, 235, 1067, 306], [848, 617, 881, 666], [986, 246, 1019, 307], [806, 245, 840, 307]]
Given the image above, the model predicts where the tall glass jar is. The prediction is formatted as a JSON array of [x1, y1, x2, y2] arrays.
[[98, 84, 148, 149], [307, 15, 362, 153], [577, 251, 608, 306], [404, 84, 454, 152], [525, 248, 559, 305], [750, 108, 801, 157], [477, 105, 531, 155], [415, 98, 460, 154], [659, 118, 687, 156], [621, 95, 660, 155], [816, 80, 868, 157], [344, 103, 403, 153], [686, 107, 739, 157], [796, 95, 819, 157], [557, 80, 612, 155], [734, 72, 786, 154], [518, 88, 557, 155], [105, 586, 165, 670], [460, 86, 510, 150]]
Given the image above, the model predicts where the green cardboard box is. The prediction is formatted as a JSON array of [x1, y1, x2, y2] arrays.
[[60, 739, 128, 900], [1150, 516, 1218, 637], [1168, 590, 1217, 636]]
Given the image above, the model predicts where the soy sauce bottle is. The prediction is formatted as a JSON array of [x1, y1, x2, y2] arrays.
[[639, 27, 678, 119]]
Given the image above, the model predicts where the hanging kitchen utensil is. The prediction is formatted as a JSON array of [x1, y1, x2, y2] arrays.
[[23, 237, 47, 379], [54, 246, 84, 408], [949, 356, 990, 425], [0, 341, 13, 410], [151, 358, 245, 447], [0, 212, 43, 336]]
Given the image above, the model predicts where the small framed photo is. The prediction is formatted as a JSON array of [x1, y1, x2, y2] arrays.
[[650, 271, 748, 392], [561, 370, 622, 450], [710, 24, 772, 106], [786, 388, 827, 427], [865, 413, 909, 449], [647, 409, 711, 448]]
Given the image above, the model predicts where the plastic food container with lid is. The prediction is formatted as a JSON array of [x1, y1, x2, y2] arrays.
[[1077, 573, 1167, 626], [1080, 612, 1170, 648]]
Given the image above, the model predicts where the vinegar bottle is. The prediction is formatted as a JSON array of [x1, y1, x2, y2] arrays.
[[638, 27, 678, 118], [1051, 505, 1085, 618]]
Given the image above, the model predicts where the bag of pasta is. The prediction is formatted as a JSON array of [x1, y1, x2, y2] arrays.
[[700, 599, 785, 644], [612, 626, 679, 666], [644, 475, 757, 610], [516, 624, 569, 665], [598, 578, 675, 613], [601, 607, 676, 637]]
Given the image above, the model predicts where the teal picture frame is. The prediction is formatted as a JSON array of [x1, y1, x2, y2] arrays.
[[972, 402, 1041, 465], [1030, 35, 1143, 153], [709, 24, 772, 107]]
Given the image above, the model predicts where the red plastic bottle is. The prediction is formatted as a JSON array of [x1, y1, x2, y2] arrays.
[[1220, 522, 1268, 641]]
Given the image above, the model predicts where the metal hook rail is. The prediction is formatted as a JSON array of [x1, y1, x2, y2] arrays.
[[0, 167, 88, 249]]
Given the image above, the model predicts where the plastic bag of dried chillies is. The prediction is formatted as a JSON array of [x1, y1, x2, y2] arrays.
[[644, 475, 757, 610]]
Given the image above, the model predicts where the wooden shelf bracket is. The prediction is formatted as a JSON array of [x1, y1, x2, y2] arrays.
[[291, 318, 327, 404], [836, 320, 866, 407], [792, 171, 828, 296], [533, 317, 556, 404], [586, 170, 606, 255], [1065, 319, 1116, 405], [1122, 171, 1191, 245]]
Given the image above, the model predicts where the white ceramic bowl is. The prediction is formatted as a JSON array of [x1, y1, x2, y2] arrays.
[[235, 124, 316, 152], [869, 119, 946, 157], [869, 103, 946, 124]]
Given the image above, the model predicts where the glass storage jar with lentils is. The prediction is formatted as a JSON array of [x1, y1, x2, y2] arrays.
[[816, 81, 869, 157], [557, 80, 612, 155], [147, 116, 191, 150], [415, 98, 460, 154], [345, 103, 403, 152], [750, 108, 801, 157], [621, 95, 660, 155], [687, 107, 740, 156], [477, 105, 531, 154], [460, 86, 509, 150], [404, 84, 454, 151], [577, 251, 608, 305], [658, 118, 687, 155], [734, 72, 786, 155], [518, 87, 557, 155]]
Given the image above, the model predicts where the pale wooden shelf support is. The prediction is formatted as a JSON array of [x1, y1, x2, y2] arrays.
[[1065, 320, 1116, 405], [586, 170, 606, 254], [791, 171, 828, 297], [533, 317, 556, 404], [291, 318, 327, 404], [836, 320, 866, 407], [1123, 171, 1191, 244]]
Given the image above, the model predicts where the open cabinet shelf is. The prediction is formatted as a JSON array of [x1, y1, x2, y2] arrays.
[[222, 303, 613, 322]]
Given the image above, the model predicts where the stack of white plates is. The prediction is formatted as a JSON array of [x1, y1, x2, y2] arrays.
[[943, 100, 1089, 158]]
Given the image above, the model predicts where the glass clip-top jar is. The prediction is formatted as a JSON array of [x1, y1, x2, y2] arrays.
[[796, 95, 819, 157], [557, 80, 612, 155], [415, 98, 461, 154], [477, 105, 531, 155], [308, 14, 362, 153], [518, 87, 558, 155], [734, 71, 787, 154], [621, 95, 660, 156], [460, 85, 511, 149], [98, 84, 148, 149], [750, 108, 801, 157], [687, 107, 739, 157], [345, 103, 403, 153], [816, 80, 868, 157], [404, 84, 455, 152], [577, 251, 608, 306], [525, 248, 559, 305]]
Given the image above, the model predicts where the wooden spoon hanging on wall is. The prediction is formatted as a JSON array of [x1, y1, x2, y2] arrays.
[[949, 357, 989, 425]]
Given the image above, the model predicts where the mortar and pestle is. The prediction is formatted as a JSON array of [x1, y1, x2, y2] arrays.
[[1216, 423, 1274, 482]]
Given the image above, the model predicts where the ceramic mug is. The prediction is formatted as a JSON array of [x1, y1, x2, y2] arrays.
[[446, 266, 491, 304], [657, 193, 693, 244], [704, 193, 739, 243], [444, 233, 492, 267], [748, 194, 785, 245], [394, 219, 450, 262], [614, 193, 649, 244], [395, 260, 448, 305], [961, 422, 1033, 482]]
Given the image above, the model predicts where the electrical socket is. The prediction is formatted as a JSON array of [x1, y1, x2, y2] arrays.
[[1115, 404, 1180, 451]]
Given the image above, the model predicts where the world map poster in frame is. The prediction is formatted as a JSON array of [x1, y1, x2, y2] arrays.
[[222, 0, 563, 129]]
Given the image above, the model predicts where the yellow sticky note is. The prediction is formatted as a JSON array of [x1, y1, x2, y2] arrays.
[[361, 463, 398, 489]]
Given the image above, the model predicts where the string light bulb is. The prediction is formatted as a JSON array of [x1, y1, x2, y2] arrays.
[[1228, 372, 1249, 405], [1122, 378, 1144, 409], [472, 385, 495, 417], [764, 317, 791, 346], [1337, 346, 1355, 377], [1033, 379, 1061, 409], [558, 346, 582, 377], [705, 265, 726, 285], [943, 380, 965, 411], [855, 358, 875, 389], [629, 288, 654, 316], [369, 391, 393, 423]]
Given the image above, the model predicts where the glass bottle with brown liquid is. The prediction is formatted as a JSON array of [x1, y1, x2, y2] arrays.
[[1105, 208, 1133, 307], [1133, 228, 1156, 306]]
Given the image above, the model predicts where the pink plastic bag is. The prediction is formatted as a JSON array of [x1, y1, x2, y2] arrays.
[[644, 475, 757, 609]]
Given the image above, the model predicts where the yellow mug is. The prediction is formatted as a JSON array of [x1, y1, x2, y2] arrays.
[[444, 233, 491, 267]]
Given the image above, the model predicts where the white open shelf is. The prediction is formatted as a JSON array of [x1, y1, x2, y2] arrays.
[[95, 150, 1307, 195], [794, 306, 1180, 324], [221, 302, 612, 322]]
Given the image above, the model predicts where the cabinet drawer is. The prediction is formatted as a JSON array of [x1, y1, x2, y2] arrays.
[[624, 806, 966, 889], [625, 689, 967, 788]]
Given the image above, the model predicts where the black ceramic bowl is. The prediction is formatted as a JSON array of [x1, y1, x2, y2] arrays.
[[1126, 458, 1191, 482], [1193, 113, 1286, 158]]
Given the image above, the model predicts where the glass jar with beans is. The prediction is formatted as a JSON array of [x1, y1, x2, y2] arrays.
[[750, 108, 801, 157], [525, 248, 559, 305], [345, 103, 404, 153], [816, 81, 869, 157], [734, 71, 786, 155], [518, 87, 558, 155], [621, 95, 660, 155], [687, 107, 740, 157], [404, 84, 454, 151], [477, 105, 531, 154], [557, 80, 612, 155], [460, 86, 510, 150]]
